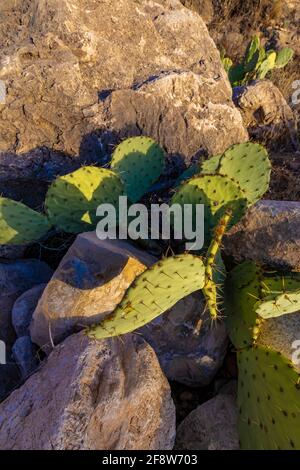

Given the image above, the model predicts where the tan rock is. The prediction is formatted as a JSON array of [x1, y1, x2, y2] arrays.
[[30, 234, 156, 351], [0, 0, 247, 164], [0, 332, 176, 450], [233, 80, 298, 149]]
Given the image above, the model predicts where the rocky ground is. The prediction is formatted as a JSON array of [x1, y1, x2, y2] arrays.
[[0, 0, 299, 450]]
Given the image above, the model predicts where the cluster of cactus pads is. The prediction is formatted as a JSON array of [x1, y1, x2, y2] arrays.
[[222, 35, 294, 87], [87, 141, 271, 335], [0, 137, 165, 244], [226, 262, 300, 450]]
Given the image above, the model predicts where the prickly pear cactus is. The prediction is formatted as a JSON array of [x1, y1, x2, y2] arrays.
[[111, 136, 165, 203], [171, 174, 248, 242], [219, 143, 271, 204], [227, 262, 300, 450], [0, 197, 51, 244], [45, 166, 124, 233], [237, 345, 300, 450], [86, 254, 205, 339]]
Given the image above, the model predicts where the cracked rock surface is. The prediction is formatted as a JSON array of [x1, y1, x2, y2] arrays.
[[0, 0, 247, 168], [0, 332, 176, 450]]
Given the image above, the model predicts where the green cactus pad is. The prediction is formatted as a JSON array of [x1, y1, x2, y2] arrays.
[[237, 345, 300, 450], [275, 48, 294, 69], [175, 153, 222, 186], [0, 197, 51, 245], [45, 166, 124, 233], [226, 262, 263, 349], [257, 51, 277, 79], [256, 272, 300, 319], [260, 272, 300, 296], [111, 136, 165, 202], [87, 254, 205, 339], [171, 174, 248, 242], [256, 290, 300, 319], [219, 143, 271, 204]]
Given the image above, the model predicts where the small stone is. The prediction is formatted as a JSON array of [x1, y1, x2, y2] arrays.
[[12, 284, 46, 337], [12, 336, 39, 379]]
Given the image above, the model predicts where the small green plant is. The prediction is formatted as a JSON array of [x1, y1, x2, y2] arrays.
[[226, 262, 300, 450], [221, 36, 294, 87]]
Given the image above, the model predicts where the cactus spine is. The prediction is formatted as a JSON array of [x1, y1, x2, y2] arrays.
[[203, 211, 231, 320]]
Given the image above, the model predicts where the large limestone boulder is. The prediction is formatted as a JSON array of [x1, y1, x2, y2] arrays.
[[0, 332, 176, 450], [224, 200, 300, 271], [0, 0, 247, 166], [30, 234, 156, 350], [175, 381, 239, 450]]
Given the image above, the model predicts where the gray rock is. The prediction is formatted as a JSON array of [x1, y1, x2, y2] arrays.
[[0, 0, 247, 164], [140, 293, 228, 386], [175, 381, 239, 450], [0, 332, 176, 450], [0, 260, 52, 349], [12, 284, 46, 337], [0, 259, 52, 400], [258, 312, 300, 373], [224, 200, 300, 270], [233, 80, 298, 150], [12, 336, 39, 379]]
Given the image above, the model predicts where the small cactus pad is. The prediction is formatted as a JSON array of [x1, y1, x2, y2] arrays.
[[219, 143, 271, 204], [275, 48, 294, 69], [226, 261, 263, 349], [171, 174, 248, 242], [256, 290, 300, 319], [237, 345, 300, 450], [256, 272, 300, 319], [110, 136, 165, 202], [45, 166, 124, 233], [87, 254, 205, 339], [0, 197, 51, 245]]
